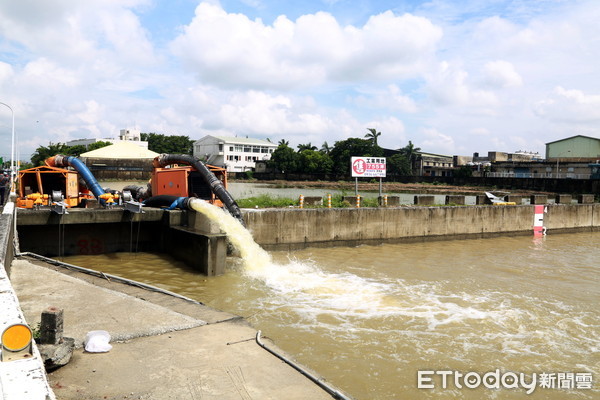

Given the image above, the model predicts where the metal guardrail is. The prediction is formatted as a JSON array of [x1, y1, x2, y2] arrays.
[[482, 172, 592, 179]]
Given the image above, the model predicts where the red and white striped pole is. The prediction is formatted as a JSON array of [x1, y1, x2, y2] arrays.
[[299, 194, 304, 209], [356, 195, 361, 208], [533, 205, 547, 236], [327, 193, 332, 208]]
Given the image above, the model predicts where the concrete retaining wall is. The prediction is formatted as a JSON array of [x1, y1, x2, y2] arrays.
[[0, 203, 56, 399], [244, 204, 600, 250], [16, 208, 227, 276]]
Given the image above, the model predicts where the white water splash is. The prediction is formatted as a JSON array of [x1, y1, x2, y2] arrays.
[[188, 199, 271, 269], [189, 200, 496, 327]]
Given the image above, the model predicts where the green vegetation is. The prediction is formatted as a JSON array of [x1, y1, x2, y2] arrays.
[[141, 132, 194, 155], [237, 194, 297, 208], [237, 193, 386, 209], [454, 165, 474, 178], [31, 322, 41, 340], [29, 132, 193, 166], [387, 153, 411, 176], [267, 129, 420, 177], [364, 128, 381, 146], [30, 141, 112, 166]]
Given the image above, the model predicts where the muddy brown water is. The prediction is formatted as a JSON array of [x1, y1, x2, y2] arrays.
[[61, 214, 599, 400]]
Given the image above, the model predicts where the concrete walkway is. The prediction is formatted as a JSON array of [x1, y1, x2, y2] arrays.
[[10, 258, 343, 400]]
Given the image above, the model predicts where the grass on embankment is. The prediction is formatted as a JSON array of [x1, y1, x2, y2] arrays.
[[237, 194, 386, 208]]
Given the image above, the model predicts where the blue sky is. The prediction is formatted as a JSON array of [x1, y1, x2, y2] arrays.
[[0, 0, 599, 161]]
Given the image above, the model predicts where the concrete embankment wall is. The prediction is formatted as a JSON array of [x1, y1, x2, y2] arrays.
[[244, 204, 599, 250], [0, 203, 56, 399], [16, 208, 227, 275]]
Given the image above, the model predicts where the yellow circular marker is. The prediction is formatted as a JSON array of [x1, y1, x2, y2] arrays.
[[1, 324, 33, 352]]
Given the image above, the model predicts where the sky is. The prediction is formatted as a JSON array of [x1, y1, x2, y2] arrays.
[[1, 0, 599, 162]]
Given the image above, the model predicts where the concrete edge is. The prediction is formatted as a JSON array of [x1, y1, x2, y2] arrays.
[[260, 227, 599, 251], [0, 202, 56, 400], [19, 255, 355, 399]]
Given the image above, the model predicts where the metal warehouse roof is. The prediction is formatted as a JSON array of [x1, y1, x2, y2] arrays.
[[80, 141, 159, 159]]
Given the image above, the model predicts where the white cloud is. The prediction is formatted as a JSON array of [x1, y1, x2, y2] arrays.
[[534, 86, 600, 123], [420, 127, 455, 153], [427, 61, 498, 110], [482, 60, 522, 88], [21, 58, 80, 89], [365, 116, 406, 149], [1, 0, 600, 162], [350, 84, 418, 113], [0, 0, 156, 66], [469, 127, 490, 136], [0, 62, 14, 84], [170, 3, 442, 90]]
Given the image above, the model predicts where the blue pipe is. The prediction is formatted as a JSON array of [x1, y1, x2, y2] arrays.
[[65, 156, 105, 199], [47, 154, 106, 200], [167, 197, 188, 210]]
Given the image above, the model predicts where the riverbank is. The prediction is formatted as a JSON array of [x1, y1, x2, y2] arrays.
[[9, 256, 347, 400], [99, 179, 552, 198], [232, 179, 548, 196]]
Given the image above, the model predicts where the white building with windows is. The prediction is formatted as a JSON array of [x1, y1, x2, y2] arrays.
[[193, 135, 278, 172]]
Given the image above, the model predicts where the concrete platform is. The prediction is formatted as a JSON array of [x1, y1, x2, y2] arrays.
[[10, 258, 342, 400]]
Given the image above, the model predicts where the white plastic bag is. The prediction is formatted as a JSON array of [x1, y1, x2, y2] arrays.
[[84, 330, 112, 353]]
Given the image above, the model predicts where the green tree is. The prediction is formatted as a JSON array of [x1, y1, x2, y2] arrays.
[[18, 161, 33, 171], [87, 141, 112, 151], [387, 153, 411, 176], [297, 142, 317, 152], [65, 145, 87, 157], [365, 128, 381, 146], [269, 144, 299, 173], [399, 140, 421, 175], [298, 149, 333, 174], [320, 141, 332, 154], [329, 138, 384, 175], [454, 165, 473, 178], [30, 143, 70, 166], [141, 133, 193, 154], [277, 139, 289, 147]]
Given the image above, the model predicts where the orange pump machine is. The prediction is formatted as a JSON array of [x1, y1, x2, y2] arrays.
[[151, 164, 228, 207], [16, 165, 84, 208]]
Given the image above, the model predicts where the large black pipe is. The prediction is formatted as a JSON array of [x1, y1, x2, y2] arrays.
[[122, 184, 151, 201], [143, 195, 182, 209], [153, 154, 245, 226]]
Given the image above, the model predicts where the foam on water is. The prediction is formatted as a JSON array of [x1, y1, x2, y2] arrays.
[[189, 200, 499, 329], [189, 201, 600, 383], [61, 203, 600, 399]]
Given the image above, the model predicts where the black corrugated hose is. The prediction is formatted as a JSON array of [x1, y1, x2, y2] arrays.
[[153, 154, 245, 226]]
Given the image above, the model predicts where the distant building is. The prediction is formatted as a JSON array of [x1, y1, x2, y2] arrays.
[[193, 135, 277, 172], [491, 160, 592, 179], [454, 151, 542, 166], [416, 152, 454, 177], [545, 135, 600, 159], [66, 128, 148, 149], [79, 141, 158, 180]]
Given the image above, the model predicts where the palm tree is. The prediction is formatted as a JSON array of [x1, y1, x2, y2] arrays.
[[365, 128, 381, 146], [278, 139, 290, 147], [297, 142, 317, 152], [400, 140, 421, 175], [320, 141, 332, 154]]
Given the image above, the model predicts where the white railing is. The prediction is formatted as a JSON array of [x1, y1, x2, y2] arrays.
[[482, 172, 591, 179]]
